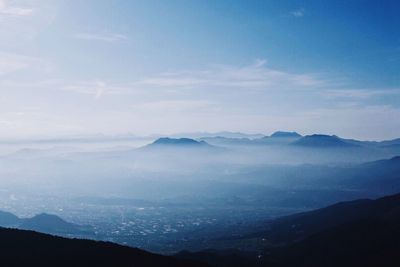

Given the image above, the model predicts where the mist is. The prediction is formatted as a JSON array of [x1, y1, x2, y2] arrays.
[[0, 132, 398, 252]]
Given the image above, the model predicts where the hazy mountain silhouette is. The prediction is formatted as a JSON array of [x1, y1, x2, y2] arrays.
[[256, 131, 303, 145], [363, 155, 400, 167], [148, 138, 211, 147], [0, 210, 22, 227], [19, 213, 92, 236], [292, 134, 356, 147], [0, 227, 208, 267], [200, 131, 302, 146], [0, 211, 93, 237], [170, 131, 264, 139], [377, 138, 400, 147], [270, 131, 302, 138], [199, 136, 253, 146]]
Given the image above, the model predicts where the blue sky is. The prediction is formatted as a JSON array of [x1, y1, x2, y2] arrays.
[[0, 0, 399, 140]]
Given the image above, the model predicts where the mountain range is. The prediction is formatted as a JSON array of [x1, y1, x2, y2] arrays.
[[198, 131, 400, 149]]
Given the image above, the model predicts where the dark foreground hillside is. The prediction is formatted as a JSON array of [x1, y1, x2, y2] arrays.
[[177, 193, 400, 267], [269, 219, 400, 267], [0, 227, 208, 267]]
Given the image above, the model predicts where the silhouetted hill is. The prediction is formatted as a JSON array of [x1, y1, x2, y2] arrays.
[[176, 249, 260, 267], [0, 227, 208, 267], [292, 134, 356, 147], [19, 213, 90, 236], [0, 211, 93, 237], [269, 219, 400, 267], [259, 193, 400, 244], [177, 193, 400, 267], [0, 210, 21, 227]]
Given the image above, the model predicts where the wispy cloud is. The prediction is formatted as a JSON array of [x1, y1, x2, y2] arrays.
[[0, 52, 49, 75], [73, 33, 128, 43], [0, 0, 33, 17], [61, 81, 128, 99], [138, 59, 324, 90], [0, 0, 56, 44], [322, 88, 400, 99], [132, 100, 215, 114], [50, 60, 326, 101], [290, 8, 305, 18]]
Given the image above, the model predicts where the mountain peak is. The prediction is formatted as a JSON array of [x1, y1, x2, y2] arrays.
[[20, 213, 80, 234], [270, 131, 302, 138], [0, 210, 21, 227], [151, 137, 209, 146]]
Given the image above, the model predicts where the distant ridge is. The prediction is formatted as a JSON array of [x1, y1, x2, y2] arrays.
[[199, 132, 302, 146], [254, 131, 302, 145], [152, 137, 208, 146], [270, 131, 302, 138], [170, 131, 264, 139], [292, 134, 356, 147], [199, 136, 253, 146]]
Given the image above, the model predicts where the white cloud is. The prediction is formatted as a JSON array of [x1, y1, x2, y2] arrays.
[[291, 8, 305, 18], [73, 33, 128, 43]]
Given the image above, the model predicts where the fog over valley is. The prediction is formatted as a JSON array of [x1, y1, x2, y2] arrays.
[[0, 132, 399, 254], [0, 1, 398, 266]]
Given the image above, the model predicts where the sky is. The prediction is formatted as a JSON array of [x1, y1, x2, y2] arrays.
[[0, 0, 399, 140]]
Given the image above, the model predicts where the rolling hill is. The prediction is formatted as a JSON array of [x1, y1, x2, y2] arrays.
[[177, 192, 400, 267], [0, 211, 93, 237]]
